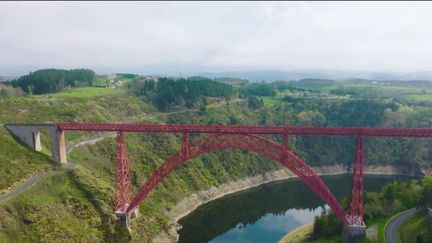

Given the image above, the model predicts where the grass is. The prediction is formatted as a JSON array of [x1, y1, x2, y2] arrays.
[[0, 170, 120, 242], [260, 96, 279, 106], [36, 87, 125, 99], [366, 217, 390, 243], [398, 212, 429, 243], [3, 82, 432, 242], [0, 90, 152, 124], [406, 93, 432, 102], [0, 85, 279, 241], [0, 127, 52, 192]]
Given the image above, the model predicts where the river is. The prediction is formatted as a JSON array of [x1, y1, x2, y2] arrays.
[[178, 174, 412, 243]]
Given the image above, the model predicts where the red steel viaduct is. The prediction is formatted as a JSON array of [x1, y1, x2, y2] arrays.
[[7, 123, 432, 242]]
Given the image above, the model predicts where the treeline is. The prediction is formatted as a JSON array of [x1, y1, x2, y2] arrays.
[[9, 68, 95, 94], [115, 73, 138, 79], [240, 83, 276, 97], [364, 176, 432, 220], [312, 176, 432, 241], [253, 80, 325, 94], [296, 78, 336, 87], [311, 209, 343, 239], [131, 76, 234, 111]]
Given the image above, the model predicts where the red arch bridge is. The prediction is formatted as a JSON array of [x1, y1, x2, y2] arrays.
[[6, 123, 432, 240]]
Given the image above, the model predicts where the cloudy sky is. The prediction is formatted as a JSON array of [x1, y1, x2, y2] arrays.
[[2, 1, 432, 75]]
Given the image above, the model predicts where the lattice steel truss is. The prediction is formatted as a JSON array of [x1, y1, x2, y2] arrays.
[[125, 134, 348, 224], [53, 122, 432, 227], [114, 131, 132, 213], [347, 136, 365, 226]]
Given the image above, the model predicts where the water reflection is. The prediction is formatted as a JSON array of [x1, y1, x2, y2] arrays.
[[209, 207, 323, 243], [178, 175, 410, 243]]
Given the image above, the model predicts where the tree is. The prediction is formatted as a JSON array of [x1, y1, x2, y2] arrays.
[[240, 83, 276, 97], [258, 111, 269, 125], [248, 96, 263, 110], [229, 115, 239, 125], [199, 98, 207, 115], [384, 183, 396, 205], [0, 87, 7, 97], [422, 177, 432, 205], [296, 110, 326, 125], [132, 76, 233, 111], [27, 85, 34, 95], [10, 68, 95, 94]]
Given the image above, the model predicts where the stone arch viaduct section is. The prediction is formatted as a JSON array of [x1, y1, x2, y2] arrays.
[[4, 124, 67, 164]]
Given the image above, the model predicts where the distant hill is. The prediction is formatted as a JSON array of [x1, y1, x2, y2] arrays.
[[214, 77, 249, 86], [0, 76, 9, 82], [196, 70, 432, 83]]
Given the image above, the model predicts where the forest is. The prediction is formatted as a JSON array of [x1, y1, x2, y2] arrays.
[[2, 71, 432, 242], [131, 76, 234, 111], [8, 68, 95, 94], [312, 176, 432, 242]]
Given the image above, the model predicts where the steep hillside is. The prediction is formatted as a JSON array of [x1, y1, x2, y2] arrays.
[[0, 88, 280, 242], [1, 85, 432, 242]]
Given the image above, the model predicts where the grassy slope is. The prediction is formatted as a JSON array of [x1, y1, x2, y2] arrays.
[[0, 171, 113, 243], [36, 87, 126, 99], [407, 93, 432, 102], [0, 89, 153, 242], [0, 90, 281, 242], [290, 81, 432, 102], [398, 212, 430, 243], [0, 89, 152, 191], [0, 128, 52, 193], [2, 85, 432, 242]]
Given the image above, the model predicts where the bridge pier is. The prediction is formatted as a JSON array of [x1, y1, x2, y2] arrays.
[[342, 225, 366, 243], [52, 129, 67, 164], [115, 211, 131, 230], [115, 207, 139, 231], [34, 131, 42, 151], [130, 207, 140, 219], [5, 124, 67, 164]]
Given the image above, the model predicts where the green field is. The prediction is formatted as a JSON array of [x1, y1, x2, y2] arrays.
[[36, 87, 125, 99], [261, 96, 278, 106], [2, 78, 432, 242], [406, 93, 432, 102]]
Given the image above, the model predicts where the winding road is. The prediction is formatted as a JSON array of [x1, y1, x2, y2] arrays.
[[385, 207, 418, 243], [0, 99, 245, 202], [0, 133, 108, 202]]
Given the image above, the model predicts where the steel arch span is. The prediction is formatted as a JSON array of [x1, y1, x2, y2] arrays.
[[125, 133, 348, 224]]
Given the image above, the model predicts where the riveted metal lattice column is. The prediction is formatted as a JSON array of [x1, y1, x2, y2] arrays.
[[114, 131, 132, 213], [347, 136, 365, 226]]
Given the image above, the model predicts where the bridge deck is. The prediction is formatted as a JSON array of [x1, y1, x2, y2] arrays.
[[56, 123, 432, 137]]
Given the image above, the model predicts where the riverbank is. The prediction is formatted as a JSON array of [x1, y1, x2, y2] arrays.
[[153, 164, 431, 242], [278, 222, 313, 243]]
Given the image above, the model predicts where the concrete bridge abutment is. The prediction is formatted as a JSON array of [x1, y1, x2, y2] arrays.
[[342, 225, 366, 243], [4, 124, 67, 164]]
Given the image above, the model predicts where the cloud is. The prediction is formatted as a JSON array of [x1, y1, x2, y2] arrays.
[[1, 2, 432, 73]]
